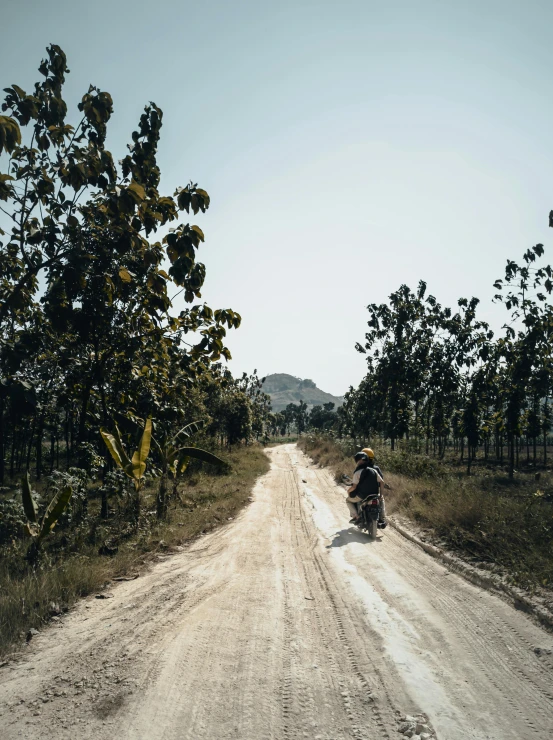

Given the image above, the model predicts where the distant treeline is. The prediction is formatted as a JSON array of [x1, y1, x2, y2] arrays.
[[338, 241, 553, 477]]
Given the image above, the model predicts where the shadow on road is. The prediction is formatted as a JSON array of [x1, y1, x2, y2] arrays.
[[326, 527, 383, 548]]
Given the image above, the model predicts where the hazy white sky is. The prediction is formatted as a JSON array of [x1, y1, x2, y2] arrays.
[[3, 0, 553, 395]]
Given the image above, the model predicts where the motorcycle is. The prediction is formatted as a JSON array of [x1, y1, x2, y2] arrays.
[[342, 474, 386, 539], [356, 493, 382, 539]]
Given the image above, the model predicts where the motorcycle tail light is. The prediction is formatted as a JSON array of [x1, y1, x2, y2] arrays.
[[370, 499, 379, 505]]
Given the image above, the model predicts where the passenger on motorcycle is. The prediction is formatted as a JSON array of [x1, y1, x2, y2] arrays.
[[362, 447, 387, 528], [346, 451, 385, 525], [362, 447, 383, 479]]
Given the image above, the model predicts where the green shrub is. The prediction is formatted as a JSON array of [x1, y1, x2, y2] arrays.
[[0, 497, 27, 545]]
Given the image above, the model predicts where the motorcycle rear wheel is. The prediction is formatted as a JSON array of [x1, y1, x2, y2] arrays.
[[368, 518, 378, 539]]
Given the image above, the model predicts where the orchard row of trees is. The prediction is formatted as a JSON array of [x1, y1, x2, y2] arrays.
[[265, 401, 337, 437], [0, 46, 272, 496], [339, 243, 553, 476]]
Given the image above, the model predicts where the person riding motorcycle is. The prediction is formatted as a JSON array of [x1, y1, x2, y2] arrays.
[[362, 447, 384, 479], [362, 447, 387, 527], [346, 451, 386, 526]]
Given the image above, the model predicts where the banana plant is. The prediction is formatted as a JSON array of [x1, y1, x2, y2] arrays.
[[152, 420, 228, 518], [100, 418, 152, 524], [21, 472, 72, 563]]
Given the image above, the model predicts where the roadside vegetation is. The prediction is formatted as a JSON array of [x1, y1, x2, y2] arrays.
[[0, 46, 272, 657], [299, 433, 553, 592], [0, 444, 268, 658]]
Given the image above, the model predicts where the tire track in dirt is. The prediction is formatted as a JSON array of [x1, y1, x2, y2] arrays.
[[282, 459, 411, 739], [2, 444, 551, 739], [345, 508, 553, 728], [298, 446, 553, 740]]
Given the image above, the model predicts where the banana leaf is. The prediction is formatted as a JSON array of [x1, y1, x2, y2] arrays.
[[130, 418, 152, 481], [175, 447, 228, 468], [174, 420, 203, 442], [100, 427, 124, 469], [39, 485, 72, 540], [112, 423, 132, 468]]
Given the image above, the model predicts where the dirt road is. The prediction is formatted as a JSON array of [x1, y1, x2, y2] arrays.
[[1, 444, 552, 739]]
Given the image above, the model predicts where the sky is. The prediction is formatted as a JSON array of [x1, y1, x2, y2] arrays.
[[2, 0, 553, 396]]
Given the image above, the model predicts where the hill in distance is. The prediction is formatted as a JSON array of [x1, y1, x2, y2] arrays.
[[262, 373, 344, 413]]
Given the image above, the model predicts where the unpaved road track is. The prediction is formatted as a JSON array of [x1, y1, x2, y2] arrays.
[[1, 444, 552, 740]]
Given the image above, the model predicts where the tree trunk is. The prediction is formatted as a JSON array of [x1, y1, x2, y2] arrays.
[[131, 487, 141, 527], [156, 474, 168, 519], [17, 428, 27, 473], [26, 416, 36, 473], [10, 404, 16, 479], [543, 399, 548, 467], [77, 382, 92, 445], [100, 383, 108, 426], [425, 405, 431, 455], [101, 487, 109, 519], [36, 417, 44, 480], [65, 410, 70, 469], [0, 392, 4, 485], [69, 410, 74, 463], [50, 432, 55, 473]]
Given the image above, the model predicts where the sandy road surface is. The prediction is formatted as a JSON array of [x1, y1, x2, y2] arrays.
[[1, 444, 552, 740]]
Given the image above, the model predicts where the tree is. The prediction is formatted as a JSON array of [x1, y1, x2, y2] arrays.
[[151, 420, 227, 519], [494, 244, 553, 477], [101, 418, 152, 524], [308, 403, 336, 430], [0, 46, 241, 482], [289, 400, 309, 435]]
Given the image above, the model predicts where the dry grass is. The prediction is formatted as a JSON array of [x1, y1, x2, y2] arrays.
[[297, 436, 356, 483], [299, 435, 553, 592], [0, 444, 269, 658]]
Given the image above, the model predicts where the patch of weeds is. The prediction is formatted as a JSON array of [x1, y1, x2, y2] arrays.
[[0, 444, 269, 658]]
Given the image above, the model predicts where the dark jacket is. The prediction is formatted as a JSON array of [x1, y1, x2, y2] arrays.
[[355, 464, 381, 498], [370, 462, 384, 480]]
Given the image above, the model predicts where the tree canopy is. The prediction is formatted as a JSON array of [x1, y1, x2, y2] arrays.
[[0, 46, 269, 490], [339, 243, 553, 477]]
